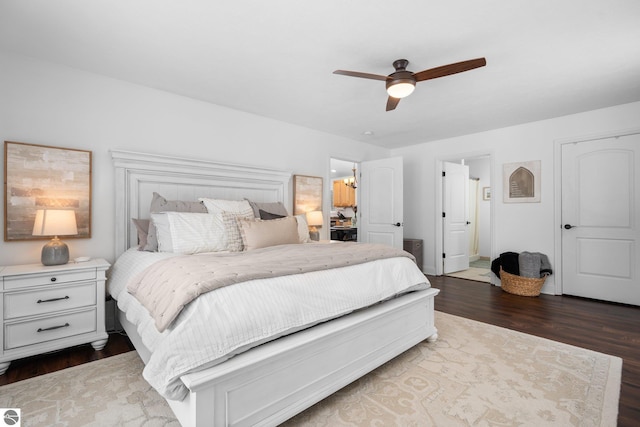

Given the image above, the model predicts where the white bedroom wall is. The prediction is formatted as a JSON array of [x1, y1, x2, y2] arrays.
[[0, 53, 390, 265], [393, 100, 640, 294]]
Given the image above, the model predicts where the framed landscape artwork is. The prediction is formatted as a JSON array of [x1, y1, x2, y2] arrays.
[[4, 141, 92, 241], [293, 174, 322, 215]]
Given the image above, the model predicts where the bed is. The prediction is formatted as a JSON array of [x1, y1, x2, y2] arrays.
[[109, 150, 439, 427]]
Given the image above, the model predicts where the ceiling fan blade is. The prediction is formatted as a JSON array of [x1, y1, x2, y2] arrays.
[[386, 96, 401, 111], [414, 57, 486, 82], [333, 70, 389, 81]]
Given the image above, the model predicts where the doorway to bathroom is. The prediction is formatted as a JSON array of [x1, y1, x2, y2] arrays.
[[440, 154, 492, 283]]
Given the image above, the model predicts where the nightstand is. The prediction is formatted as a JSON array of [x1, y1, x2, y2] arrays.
[[0, 258, 110, 375]]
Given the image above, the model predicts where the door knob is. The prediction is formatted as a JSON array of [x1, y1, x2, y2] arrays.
[[392, 222, 402, 227], [564, 224, 576, 230]]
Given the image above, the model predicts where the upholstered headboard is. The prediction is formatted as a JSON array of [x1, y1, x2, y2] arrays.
[[111, 150, 292, 258]]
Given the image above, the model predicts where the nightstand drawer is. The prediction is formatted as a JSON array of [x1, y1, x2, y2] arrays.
[[4, 282, 97, 320], [3, 269, 96, 291], [5, 308, 97, 350]]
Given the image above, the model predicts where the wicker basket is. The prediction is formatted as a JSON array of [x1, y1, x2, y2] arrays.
[[499, 268, 546, 297]]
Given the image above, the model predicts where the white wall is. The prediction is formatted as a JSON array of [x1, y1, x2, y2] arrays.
[[393, 101, 640, 294], [0, 53, 390, 265]]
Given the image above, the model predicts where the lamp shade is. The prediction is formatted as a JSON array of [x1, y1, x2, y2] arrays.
[[32, 209, 78, 236], [306, 210, 324, 227]]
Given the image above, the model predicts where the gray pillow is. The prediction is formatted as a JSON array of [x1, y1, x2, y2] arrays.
[[259, 209, 286, 220], [246, 199, 289, 218], [143, 192, 207, 251], [150, 192, 207, 213]]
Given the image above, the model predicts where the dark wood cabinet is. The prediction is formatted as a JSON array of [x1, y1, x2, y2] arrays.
[[403, 238, 423, 272]]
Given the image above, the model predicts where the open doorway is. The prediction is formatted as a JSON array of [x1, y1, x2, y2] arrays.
[[330, 158, 359, 242], [437, 154, 492, 283]]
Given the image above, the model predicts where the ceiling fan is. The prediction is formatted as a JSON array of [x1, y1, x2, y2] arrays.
[[333, 57, 486, 111]]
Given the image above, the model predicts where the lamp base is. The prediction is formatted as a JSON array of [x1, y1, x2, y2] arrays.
[[41, 237, 70, 266], [309, 226, 319, 241]]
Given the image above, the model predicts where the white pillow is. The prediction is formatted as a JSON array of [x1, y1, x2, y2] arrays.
[[150, 213, 173, 252], [199, 198, 255, 218], [151, 212, 226, 254], [295, 214, 312, 243]]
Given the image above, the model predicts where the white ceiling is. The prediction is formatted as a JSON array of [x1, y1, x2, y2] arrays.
[[1, 1, 639, 149], [331, 158, 358, 181]]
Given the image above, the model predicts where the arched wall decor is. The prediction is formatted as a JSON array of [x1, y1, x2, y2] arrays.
[[503, 160, 541, 203]]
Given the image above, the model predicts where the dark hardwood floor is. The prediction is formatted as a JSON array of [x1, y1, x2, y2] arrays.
[[1, 276, 638, 425], [0, 332, 134, 387]]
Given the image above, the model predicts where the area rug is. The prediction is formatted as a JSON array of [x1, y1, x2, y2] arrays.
[[0, 312, 621, 427], [470, 258, 491, 269], [0, 349, 178, 427], [446, 266, 492, 283]]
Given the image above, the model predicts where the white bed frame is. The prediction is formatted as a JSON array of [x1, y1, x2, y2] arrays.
[[111, 150, 439, 427]]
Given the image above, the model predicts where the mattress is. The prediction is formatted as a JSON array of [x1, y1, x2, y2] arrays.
[[108, 245, 430, 400]]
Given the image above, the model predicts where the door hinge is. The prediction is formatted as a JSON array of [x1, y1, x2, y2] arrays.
[[442, 253, 446, 258], [442, 171, 446, 177], [442, 212, 446, 218]]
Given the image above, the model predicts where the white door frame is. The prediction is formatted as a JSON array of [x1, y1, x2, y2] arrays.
[[434, 151, 495, 278], [553, 126, 640, 295]]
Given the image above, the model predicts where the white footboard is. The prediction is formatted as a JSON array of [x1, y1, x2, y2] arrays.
[[156, 288, 439, 427]]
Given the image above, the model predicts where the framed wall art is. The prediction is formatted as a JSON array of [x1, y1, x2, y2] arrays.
[[4, 141, 92, 241], [293, 174, 322, 215], [482, 187, 491, 200], [503, 160, 541, 203]]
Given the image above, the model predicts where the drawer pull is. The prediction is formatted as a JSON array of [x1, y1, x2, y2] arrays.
[[37, 323, 70, 332], [37, 296, 70, 304], [50, 277, 57, 282]]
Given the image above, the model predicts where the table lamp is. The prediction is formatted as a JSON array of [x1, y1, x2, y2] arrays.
[[306, 210, 324, 241], [32, 209, 78, 266]]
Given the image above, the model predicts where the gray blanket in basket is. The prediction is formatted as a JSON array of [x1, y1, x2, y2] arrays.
[[519, 252, 552, 278]]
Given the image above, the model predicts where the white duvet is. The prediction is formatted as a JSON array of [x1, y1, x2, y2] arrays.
[[108, 246, 430, 400]]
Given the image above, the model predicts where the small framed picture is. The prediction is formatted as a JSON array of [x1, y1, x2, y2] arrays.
[[482, 187, 491, 200]]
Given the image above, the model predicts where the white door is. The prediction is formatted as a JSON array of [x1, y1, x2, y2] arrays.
[[443, 162, 469, 273], [359, 157, 403, 249], [561, 134, 640, 305]]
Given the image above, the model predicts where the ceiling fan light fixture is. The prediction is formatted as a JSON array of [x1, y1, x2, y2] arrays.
[[334, 56, 486, 110], [386, 80, 415, 99]]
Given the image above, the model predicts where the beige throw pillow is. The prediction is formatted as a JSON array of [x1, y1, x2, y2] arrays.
[[238, 216, 299, 251]]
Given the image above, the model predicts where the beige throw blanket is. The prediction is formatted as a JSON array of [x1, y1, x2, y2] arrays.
[[128, 242, 415, 332]]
